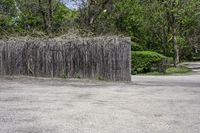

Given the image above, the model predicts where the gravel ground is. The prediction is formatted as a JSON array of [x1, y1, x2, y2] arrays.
[[0, 62, 200, 133]]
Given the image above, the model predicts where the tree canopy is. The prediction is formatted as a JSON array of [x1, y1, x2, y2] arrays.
[[0, 0, 199, 65]]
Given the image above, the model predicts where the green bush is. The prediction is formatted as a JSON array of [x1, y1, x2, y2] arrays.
[[132, 51, 166, 74], [131, 42, 144, 51]]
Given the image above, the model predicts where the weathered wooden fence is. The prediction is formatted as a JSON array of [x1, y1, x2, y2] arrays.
[[0, 37, 131, 81]]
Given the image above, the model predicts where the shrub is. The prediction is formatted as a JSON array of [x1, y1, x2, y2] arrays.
[[131, 51, 166, 74], [131, 42, 144, 51]]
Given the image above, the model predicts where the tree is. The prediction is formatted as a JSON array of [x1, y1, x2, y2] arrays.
[[161, 0, 199, 66], [141, 0, 199, 66], [74, 0, 115, 33], [0, 0, 77, 36], [0, 0, 18, 36]]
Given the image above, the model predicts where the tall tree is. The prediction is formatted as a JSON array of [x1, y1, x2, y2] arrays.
[[142, 0, 199, 66], [75, 0, 114, 33]]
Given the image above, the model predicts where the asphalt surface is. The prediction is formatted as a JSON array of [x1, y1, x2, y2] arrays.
[[0, 62, 200, 133]]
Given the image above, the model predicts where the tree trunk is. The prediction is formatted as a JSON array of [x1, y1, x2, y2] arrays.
[[47, 0, 53, 36], [162, 28, 168, 56], [38, 0, 47, 32], [171, 0, 179, 67], [172, 27, 179, 67]]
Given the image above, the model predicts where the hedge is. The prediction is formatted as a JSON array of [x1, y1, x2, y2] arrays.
[[132, 51, 166, 74]]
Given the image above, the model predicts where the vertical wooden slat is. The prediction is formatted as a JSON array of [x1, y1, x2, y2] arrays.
[[0, 37, 131, 81]]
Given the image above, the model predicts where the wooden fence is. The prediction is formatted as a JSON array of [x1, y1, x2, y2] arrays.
[[0, 37, 131, 81]]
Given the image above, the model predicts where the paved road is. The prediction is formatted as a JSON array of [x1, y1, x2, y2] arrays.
[[0, 62, 200, 133]]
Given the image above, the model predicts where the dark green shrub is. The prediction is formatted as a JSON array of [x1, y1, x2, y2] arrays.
[[132, 51, 166, 74], [131, 42, 144, 51]]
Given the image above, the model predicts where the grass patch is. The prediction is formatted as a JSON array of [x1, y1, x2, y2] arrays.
[[145, 66, 191, 75], [166, 66, 191, 74], [145, 71, 166, 75]]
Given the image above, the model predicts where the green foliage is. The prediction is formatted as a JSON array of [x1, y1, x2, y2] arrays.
[[52, 3, 77, 33], [0, 0, 17, 16], [132, 51, 166, 74], [0, 0, 199, 65], [0, 0, 18, 34], [0, 0, 78, 36], [115, 0, 146, 44], [0, 14, 13, 29], [131, 42, 144, 51]]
